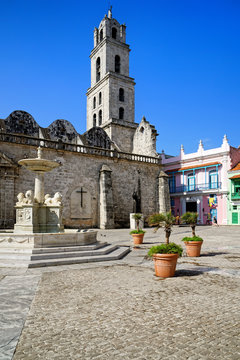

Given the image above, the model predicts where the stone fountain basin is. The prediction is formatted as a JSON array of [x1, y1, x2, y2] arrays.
[[18, 158, 60, 172]]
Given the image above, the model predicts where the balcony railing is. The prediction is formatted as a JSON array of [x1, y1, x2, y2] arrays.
[[232, 192, 240, 200], [169, 182, 222, 194]]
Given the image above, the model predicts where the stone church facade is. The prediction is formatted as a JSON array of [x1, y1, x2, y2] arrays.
[[0, 9, 170, 229]]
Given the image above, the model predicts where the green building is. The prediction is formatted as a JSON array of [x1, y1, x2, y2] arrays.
[[228, 162, 240, 225]]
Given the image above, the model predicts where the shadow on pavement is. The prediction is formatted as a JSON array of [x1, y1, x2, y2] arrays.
[[175, 269, 205, 277], [200, 252, 228, 257]]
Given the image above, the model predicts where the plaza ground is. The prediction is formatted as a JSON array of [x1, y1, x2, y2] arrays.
[[0, 226, 240, 360]]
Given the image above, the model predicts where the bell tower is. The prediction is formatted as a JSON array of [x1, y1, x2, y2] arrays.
[[86, 8, 137, 152]]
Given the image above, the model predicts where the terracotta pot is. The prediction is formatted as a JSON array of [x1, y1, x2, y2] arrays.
[[153, 253, 179, 278], [184, 241, 203, 257], [131, 233, 144, 245]]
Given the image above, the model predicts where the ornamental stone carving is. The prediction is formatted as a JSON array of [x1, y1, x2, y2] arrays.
[[44, 192, 62, 206]]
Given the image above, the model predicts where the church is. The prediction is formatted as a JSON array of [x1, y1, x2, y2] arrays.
[[0, 9, 170, 230]]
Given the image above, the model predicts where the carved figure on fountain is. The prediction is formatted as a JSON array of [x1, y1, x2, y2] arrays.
[[44, 192, 63, 206]]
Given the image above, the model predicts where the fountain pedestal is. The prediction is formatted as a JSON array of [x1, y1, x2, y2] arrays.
[[14, 204, 64, 234]]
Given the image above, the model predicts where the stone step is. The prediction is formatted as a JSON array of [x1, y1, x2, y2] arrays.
[[32, 241, 107, 254], [28, 246, 130, 268], [30, 244, 118, 260]]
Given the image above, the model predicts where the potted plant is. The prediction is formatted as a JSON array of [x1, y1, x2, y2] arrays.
[[130, 213, 145, 244], [182, 235, 203, 257], [147, 212, 183, 277], [181, 212, 203, 257]]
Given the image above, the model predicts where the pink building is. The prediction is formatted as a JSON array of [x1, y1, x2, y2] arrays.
[[161, 136, 240, 225]]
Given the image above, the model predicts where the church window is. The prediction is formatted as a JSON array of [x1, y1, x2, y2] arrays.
[[119, 107, 124, 120], [99, 110, 102, 125], [93, 114, 96, 127], [96, 57, 101, 82], [119, 88, 124, 102], [99, 92, 102, 105], [140, 126, 144, 133], [100, 29, 103, 41], [115, 55, 120, 73], [93, 97, 96, 109], [112, 27, 117, 39]]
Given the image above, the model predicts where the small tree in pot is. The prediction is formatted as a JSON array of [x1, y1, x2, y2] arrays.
[[181, 212, 198, 236], [130, 213, 145, 244], [147, 211, 183, 277], [181, 212, 203, 257]]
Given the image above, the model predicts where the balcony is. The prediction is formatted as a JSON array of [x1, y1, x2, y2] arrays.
[[232, 192, 240, 200], [169, 182, 222, 194]]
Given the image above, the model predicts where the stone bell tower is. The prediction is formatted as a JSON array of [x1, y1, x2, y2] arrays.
[[86, 7, 137, 152]]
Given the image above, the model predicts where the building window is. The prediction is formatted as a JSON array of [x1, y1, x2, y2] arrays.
[[233, 180, 240, 194], [93, 114, 96, 127], [99, 92, 102, 105], [119, 88, 124, 102], [209, 170, 218, 189], [99, 110, 102, 125], [93, 97, 96, 109], [112, 27, 117, 39], [115, 55, 120, 73], [100, 29, 103, 41], [187, 173, 195, 191], [169, 175, 175, 193], [96, 57, 100, 82], [119, 107, 124, 120]]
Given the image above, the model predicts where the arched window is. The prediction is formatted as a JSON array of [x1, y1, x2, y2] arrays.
[[93, 114, 96, 127], [119, 88, 124, 102], [96, 57, 100, 82], [112, 27, 117, 39], [209, 170, 218, 189], [100, 29, 103, 41], [99, 110, 102, 125], [115, 55, 120, 73], [99, 92, 102, 105], [93, 97, 96, 109], [119, 107, 124, 120], [187, 172, 195, 192]]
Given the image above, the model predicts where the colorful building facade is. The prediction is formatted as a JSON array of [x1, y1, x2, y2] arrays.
[[227, 162, 240, 225], [161, 136, 240, 225]]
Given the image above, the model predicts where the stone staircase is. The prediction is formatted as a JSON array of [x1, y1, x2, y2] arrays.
[[0, 242, 130, 268]]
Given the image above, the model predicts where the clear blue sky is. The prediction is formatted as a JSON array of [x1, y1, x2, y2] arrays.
[[0, 0, 239, 155]]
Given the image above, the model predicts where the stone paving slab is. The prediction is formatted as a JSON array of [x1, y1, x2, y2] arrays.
[[13, 265, 240, 360], [0, 275, 40, 360]]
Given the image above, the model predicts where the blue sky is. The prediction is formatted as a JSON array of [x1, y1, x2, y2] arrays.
[[0, 0, 239, 155]]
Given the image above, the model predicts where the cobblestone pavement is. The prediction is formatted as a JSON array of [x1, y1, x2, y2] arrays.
[[0, 226, 240, 359]]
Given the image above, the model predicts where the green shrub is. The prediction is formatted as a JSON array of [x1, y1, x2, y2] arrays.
[[148, 243, 183, 257], [130, 229, 146, 235], [182, 236, 203, 242]]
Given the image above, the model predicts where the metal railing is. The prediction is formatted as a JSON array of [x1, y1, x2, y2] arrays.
[[0, 132, 161, 165], [169, 182, 222, 193]]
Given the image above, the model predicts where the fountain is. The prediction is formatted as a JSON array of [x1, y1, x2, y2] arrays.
[[0, 147, 129, 267], [14, 147, 64, 233]]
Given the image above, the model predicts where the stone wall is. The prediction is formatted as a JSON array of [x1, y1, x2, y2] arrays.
[[0, 140, 161, 229]]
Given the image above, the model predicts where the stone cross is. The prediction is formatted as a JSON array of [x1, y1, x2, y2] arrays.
[[76, 188, 87, 207]]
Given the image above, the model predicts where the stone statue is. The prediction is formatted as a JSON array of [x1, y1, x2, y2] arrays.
[[16, 193, 25, 206], [16, 190, 34, 206], [44, 194, 52, 205], [44, 192, 62, 206], [25, 190, 34, 204], [132, 178, 141, 213]]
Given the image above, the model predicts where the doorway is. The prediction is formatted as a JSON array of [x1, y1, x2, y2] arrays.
[[186, 201, 197, 212]]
